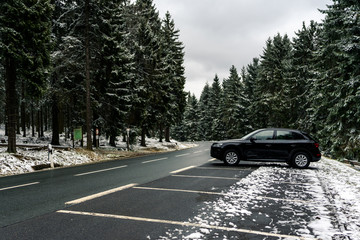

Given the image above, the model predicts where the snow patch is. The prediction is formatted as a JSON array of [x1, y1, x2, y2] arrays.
[[160, 158, 360, 239]]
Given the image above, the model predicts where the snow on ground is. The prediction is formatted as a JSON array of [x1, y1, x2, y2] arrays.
[[0, 125, 197, 176], [159, 158, 360, 240]]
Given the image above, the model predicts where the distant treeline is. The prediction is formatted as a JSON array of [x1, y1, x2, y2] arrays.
[[172, 0, 360, 160]]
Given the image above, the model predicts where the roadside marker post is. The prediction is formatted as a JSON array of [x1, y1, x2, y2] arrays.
[[48, 144, 54, 168]]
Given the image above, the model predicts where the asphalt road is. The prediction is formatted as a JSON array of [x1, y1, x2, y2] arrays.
[[1, 142, 325, 239], [0, 142, 213, 228]]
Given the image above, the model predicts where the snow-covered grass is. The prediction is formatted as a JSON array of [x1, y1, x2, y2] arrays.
[[0, 125, 197, 176], [159, 158, 360, 240]]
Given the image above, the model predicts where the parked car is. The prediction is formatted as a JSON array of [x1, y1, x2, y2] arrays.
[[210, 128, 321, 168]]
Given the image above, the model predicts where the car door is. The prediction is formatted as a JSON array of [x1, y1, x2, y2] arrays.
[[270, 130, 305, 160], [244, 130, 274, 160]]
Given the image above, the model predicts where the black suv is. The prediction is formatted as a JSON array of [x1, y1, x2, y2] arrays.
[[211, 128, 321, 168]]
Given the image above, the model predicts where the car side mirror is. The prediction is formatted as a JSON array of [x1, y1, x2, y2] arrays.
[[250, 137, 256, 143]]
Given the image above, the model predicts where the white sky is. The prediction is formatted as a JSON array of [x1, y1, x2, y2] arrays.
[[154, 0, 332, 98]]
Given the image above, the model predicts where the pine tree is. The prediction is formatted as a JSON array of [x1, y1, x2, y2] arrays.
[[222, 65, 246, 138], [171, 92, 198, 141], [157, 11, 186, 142], [198, 82, 212, 140], [242, 58, 260, 131], [184, 94, 200, 141], [209, 75, 224, 140], [0, 0, 52, 152], [290, 21, 318, 131], [313, 0, 360, 159], [129, 0, 162, 146], [253, 34, 292, 128]]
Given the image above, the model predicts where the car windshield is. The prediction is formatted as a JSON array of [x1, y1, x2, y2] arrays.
[[240, 130, 261, 140]]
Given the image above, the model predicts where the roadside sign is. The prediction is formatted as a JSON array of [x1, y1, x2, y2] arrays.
[[74, 128, 82, 141]]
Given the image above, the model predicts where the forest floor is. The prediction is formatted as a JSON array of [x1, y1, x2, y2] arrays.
[[0, 126, 196, 176]]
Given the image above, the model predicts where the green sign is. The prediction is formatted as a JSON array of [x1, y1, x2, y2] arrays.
[[74, 128, 82, 140]]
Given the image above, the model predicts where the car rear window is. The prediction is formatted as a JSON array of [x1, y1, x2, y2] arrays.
[[301, 132, 318, 141], [276, 130, 306, 140]]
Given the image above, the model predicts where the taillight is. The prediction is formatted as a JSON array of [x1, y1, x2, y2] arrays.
[[314, 143, 319, 148]]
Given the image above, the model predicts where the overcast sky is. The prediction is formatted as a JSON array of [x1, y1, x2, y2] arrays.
[[153, 0, 332, 98]]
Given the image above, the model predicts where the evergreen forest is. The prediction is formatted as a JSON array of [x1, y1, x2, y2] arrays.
[[1, 0, 186, 152], [172, 0, 360, 161], [0, 0, 359, 161]]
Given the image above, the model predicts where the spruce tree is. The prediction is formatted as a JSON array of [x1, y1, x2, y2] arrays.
[[0, 0, 52, 152], [222, 65, 246, 138], [253, 34, 292, 128], [209, 75, 224, 140], [130, 0, 162, 146], [290, 21, 318, 131], [198, 83, 212, 140], [158, 11, 186, 142], [243, 58, 260, 130], [313, 0, 360, 158]]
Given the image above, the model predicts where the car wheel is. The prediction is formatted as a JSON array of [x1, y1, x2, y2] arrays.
[[224, 150, 240, 166], [291, 152, 310, 169]]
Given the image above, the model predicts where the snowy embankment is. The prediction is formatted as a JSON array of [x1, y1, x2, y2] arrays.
[[160, 158, 360, 240], [0, 126, 196, 176]]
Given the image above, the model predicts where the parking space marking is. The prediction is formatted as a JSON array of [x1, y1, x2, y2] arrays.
[[196, 166, 242, 171], [0, 182, 40, 191], [57, 210, 316, 240], [134, 186, 312, 204], [65, 183, 137, 205], [172, 174, 240, 180], [170, 166, 195, 174], [74, 165, 127, 177], [142, 157, 168, 164], [175, 153, 190, 157], [134, 186, 225, 196], [193, 150, 203, 154], [208, 158, 217, 161]]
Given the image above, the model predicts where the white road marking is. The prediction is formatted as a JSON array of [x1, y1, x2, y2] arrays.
[[193, 150, 203, 154], [196, 167, 241, 171], [142, 157, 168, 164], [170, 166, 195, 174], [65, 183, 137, 205], [208, 158, 217, 161], [173, 174, 240, 180], [57, 210, 316, 240], [134, 186, 312, 204], [134, 186, 225, 196], [74, 165, 127, 177], [0, 182, 40, 191], [175, 153, 190, 157]]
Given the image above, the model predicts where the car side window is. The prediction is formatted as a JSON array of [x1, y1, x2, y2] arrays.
[[252, 130, 274, 140], [276, 131, 305, 140]]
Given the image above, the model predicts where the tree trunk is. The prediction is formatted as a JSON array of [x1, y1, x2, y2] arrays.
[[21, 79, 26, 137], [37, 109, 40, 138], [159, 124, 163, 142], [51, 95, 60, 145], [5, 56, 17, 153], [85, 0, 92, 150], [40, 107, 44, 137], [31, 103, 35, 137], [165, 126, 170, 142], [109, 135, 116, 147], [141, 127, 146, 147]]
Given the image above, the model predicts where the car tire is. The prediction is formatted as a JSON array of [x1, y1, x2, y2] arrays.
[[291, 152, 310, 169], [224, 150, 240, 166]]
